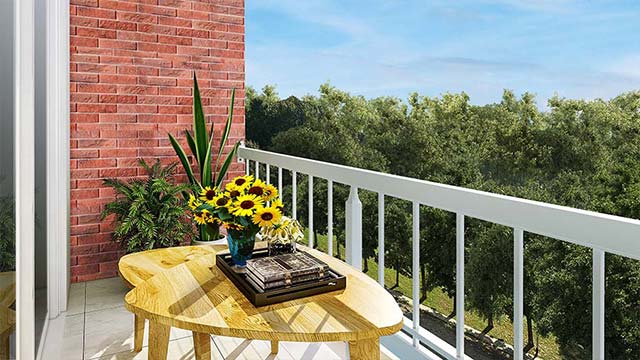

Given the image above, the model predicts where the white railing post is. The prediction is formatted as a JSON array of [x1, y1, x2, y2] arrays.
[[327, 180, 333, 256], [278, 167, 283, 197], [378, 193, 385, 286], [255, 161, 260, 179], [514, 228, 524, 360], [593, 249, 605, 360], [266, 164, 270, 184], [292, 171, 297, 219], [308, 175, 314, 248], [245, 160, 250, 176], [345, 186, 362, 270], [456, 213, 465, 359], [412, 202, 420, 347]]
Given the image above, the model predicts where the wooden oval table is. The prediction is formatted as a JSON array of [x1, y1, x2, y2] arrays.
[[124, 246, 404, 360]]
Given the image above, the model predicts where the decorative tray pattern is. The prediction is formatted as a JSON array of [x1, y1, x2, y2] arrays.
[[216, 248, 347, 307]]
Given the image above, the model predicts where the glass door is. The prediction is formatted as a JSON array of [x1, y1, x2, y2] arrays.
[[34, 0, 48, 352], [0, 0, 17, 358]]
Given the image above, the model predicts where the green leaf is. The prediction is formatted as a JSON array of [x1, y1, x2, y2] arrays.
[[168, 133, 199, 187], [192, 72, 207, 166], [214, 141, 240, 188], [201, 119, 216, 187], [214, 88, 236, 175], [184, 130, 198, 159]]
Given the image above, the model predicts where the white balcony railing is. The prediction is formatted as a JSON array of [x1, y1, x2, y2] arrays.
[[238, 146, 640, 360]]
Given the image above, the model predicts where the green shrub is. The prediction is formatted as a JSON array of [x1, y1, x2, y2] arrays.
[[101, 159, 194, 253]]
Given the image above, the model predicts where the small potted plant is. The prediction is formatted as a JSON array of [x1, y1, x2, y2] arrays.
[[261, 215, 304, 256], [190, 175, 282, 268]]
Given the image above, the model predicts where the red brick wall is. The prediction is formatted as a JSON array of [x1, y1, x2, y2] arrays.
[[69, 0, 245, 282]]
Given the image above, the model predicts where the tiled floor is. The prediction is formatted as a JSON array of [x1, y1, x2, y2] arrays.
[[58, 277, 395, 360]]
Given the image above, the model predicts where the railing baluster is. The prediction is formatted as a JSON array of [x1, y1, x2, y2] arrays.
[[412, 202, 420, 347], [345, 186, 362, 270], [593, 249, 605, 360], [266, 164, 270, 184], [292, 171, 297, 219], [245, 160, 250, 176], [514, 228, 524, 360], [327, 180, 333, 257], [308, 175, 314, 248], [255, 161, 260, 179], [378, 193, 385, 287], [456, 214, 465, 359], [278, 167, 283, 199]]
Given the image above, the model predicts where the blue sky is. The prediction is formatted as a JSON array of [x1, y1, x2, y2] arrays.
[[246, 0, 640, 107]]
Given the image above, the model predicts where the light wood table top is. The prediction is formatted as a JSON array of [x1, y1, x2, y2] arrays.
[[118, 245, 227, 289], [124, 245, 403, 359]]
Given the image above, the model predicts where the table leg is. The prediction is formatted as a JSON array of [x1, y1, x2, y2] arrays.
[[148, 321, 170, 360], [348, 338, 380, 360], [0, 334, 9, 359], [270, 340, 279, 354], [193, 332, 211, 360], [134, 314, 145, 352]]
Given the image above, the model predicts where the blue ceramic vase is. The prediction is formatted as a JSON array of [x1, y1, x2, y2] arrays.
[[226, 230, 256, 267]]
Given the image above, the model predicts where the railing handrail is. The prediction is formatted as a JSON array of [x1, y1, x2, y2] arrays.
[[238, 146, 640, 260]]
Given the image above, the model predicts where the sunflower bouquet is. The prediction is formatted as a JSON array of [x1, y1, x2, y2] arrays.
[[189, 175, 283, 266]]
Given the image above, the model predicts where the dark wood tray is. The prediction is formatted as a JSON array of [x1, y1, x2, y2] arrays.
[[216, 248, 347, 307]]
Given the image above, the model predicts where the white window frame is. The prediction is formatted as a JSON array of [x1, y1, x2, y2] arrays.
[[15, 0, 70, 357]]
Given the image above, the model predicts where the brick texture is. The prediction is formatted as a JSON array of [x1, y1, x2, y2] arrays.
[[70, 0, 245, 282]]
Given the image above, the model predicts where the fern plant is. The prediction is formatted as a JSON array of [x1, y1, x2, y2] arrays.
[[101, 159, 194, 253]]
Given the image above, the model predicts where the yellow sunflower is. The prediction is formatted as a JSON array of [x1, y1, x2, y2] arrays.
[[231, 194, 264, 217], [203, 211, 220, 225], [262, 184, 279, 201], [247, 179, 267, 197], [224, 222, 245, 231], [252, 206, 282, 228], [211, 193, 231, 209], [225, 186, 243, 199], [188, 194, 202, 211], [193, 209, 210, 225], [271, 198, 285, 213], [229, 175, 254, 190], [199, 186, 217, 202]]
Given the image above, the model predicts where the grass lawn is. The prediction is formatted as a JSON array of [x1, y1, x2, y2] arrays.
[[305, 231, 561, 360]]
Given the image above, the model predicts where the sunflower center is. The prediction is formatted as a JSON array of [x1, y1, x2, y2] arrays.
[[205, 190, 216, 200], [235, 178, 246, 186], [229, 190, 240, 198], [216, 198, 228, 206], [248, 186, 264, 196], [240, 200, 255, 209], [195, 212, 203, 217], [261, 212, 274, 221]]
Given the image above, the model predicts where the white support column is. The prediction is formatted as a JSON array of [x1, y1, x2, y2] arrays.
[[378, 193, 385, 286], [308, 175, 314, 248], [255, 161, 260, 179], [278, 167, 283, 197], [245, 160, 250, 176], [265, 164, 270, 184], [513, 228, 524, 360], [345, 186, 362, 270], [292, 171, 297, 219], [412, 202, 420, 347], [456, 214, 465, 359], [327, 180, 333, 256], [593, 249, 605, 360]]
